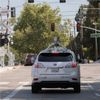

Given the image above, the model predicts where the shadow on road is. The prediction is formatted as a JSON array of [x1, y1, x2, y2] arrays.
[[23, 84, 77, 94], [1, 81, 100, 100]]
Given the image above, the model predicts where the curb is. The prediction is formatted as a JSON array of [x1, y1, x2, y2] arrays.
[[0, 65, 23, 73], [0, 67, 14, 73]]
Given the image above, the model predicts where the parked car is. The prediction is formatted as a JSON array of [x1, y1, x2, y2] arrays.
[[24, 54, 36, 66], [94, 57, 100, 63], [31, 43, 81, 93]]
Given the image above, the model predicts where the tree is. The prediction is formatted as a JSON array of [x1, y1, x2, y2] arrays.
[[74, 1, 100, 60], [13, 3, 69, 56], [83, 1, 100, 60]]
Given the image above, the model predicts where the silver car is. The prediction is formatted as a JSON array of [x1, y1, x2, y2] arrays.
[[31, 44, 80, 93]]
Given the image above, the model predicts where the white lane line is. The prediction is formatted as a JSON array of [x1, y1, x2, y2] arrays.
[[95, 93, 100, 97], [0, 82, 10, 85], [3, 82, 29, 100], [86, 82, 100, 97], [19, 81, 29, 85], [3, 85, 23, 100], [87, 83, 94, 90], [81, 80, 100, 83], [81, 80, 94, 83]]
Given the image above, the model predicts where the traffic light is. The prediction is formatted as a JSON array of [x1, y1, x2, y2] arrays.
[[11, 7, 16, 17], [76, 22, 81, 32], [28, 0, 34, 3], [51, 23, 55, 31], [60, 0, 66, 3], [4, 37, 9, 44], [0, 34, 9, 46], [0, 39, 5, 46]]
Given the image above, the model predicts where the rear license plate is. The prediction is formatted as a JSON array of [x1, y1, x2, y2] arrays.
[[51, 68, 59, 72]]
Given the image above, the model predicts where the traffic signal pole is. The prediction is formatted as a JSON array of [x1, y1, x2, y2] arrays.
[[7, 0, 10, 52], [80, 18, 84, 59], [93, 23, 98, 60], [81, 25, 100, 60], [0, 0, 15, 67], [6, 0, 15, 66]]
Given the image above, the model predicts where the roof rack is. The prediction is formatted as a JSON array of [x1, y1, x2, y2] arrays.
[[44, 37, 68, 53]]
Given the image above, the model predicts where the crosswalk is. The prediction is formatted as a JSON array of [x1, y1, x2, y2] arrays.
[[0, 81, 30, 86], [0, 82, 10, 85], [0, 80, 100, 86]]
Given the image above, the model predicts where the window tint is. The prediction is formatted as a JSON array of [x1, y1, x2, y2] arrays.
[[38, 53, 73, 62]]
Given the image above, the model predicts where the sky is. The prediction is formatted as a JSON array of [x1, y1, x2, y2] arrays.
[[0, 0, 89, 35], [0, 0, 89, 21]]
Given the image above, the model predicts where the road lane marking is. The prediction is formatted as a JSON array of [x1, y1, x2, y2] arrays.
[[95, 93, 100, 97], [0, 82, 10, 85], [81, 80, 100, 83], [3, 85, 23, 100], [18, 81, 29, 85], [3, 82, 29, 100], [87, 83, 94, 90], [86, 82, 100, 97]]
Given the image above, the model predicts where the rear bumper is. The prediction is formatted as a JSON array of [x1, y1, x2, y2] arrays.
[[32, 81, 80, 88]]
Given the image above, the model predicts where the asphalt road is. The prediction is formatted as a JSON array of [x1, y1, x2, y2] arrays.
[[0, 64, 100, 100]]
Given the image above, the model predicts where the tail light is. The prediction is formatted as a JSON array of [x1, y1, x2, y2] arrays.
[[34, 63, 44, 68], [72, 63, 77, 68], [64, 63, 77, 68]]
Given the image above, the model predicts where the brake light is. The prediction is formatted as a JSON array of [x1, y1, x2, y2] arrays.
[[34, 63, 44, 68], [72, 63, 77, 68]]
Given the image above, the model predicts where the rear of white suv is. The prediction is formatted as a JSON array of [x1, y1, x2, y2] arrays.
[[31, 49, 80, 93]]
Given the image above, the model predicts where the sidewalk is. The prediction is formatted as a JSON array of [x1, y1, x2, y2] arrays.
[[0, 65, 22, 73]]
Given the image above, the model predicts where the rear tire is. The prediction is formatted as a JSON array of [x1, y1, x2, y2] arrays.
[[31, 84, 41, 93], [74, 83, 81, 93]]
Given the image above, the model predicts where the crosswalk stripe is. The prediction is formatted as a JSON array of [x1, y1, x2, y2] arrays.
[[0, 81, 100, 85], [0, 81, 30, 85], [0, 82, 10, 85], [81, 80, 100, 83], [18, 81, 30, 85]]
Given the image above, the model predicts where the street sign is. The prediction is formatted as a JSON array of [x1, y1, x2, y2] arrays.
[[90, 33, 100, 38]]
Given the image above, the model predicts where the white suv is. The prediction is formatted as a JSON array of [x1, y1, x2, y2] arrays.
[[31, 43, 80, 93]]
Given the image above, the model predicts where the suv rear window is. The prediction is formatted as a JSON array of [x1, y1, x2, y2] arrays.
[[38, 53, 73, 62]]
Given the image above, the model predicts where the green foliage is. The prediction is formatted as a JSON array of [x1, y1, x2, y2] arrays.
[[13, 3, 69, 56], [81, 1, 100, 60]]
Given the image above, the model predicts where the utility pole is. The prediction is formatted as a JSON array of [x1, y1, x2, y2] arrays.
[[79, 6, 84, 60], [93, 22, 98, 60], [73, 21, 77, 54], [81, 25, 100, 60]]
